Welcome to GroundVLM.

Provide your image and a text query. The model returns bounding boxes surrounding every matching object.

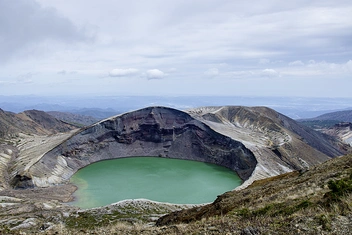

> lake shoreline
[69,157,242,209]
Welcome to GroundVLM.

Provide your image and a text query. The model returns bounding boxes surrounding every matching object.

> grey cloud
[18,72,35,79]
[0,0,90,62]
[57,70,67,75]
[1,0,352,97]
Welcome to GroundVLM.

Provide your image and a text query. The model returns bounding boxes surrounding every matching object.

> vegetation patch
[64,211,130,229]
[64,203,175,230]
[316,214,332,231]
[325,172,352,201]
[236,199,313,219]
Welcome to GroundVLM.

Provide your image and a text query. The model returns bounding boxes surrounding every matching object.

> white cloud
[146,69,166,80]
[346,60,352,71]
[306,61,344,73]
[289,60,304,66]
[261,69,279,78]
[281,60,352,77]
[109,68,139,77]
[204,68,219,77]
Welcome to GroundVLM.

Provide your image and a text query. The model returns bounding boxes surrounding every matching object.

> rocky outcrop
[25,107,257,187]
[322,122,352,147]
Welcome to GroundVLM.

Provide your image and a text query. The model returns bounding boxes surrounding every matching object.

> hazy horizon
[1,94,352,119]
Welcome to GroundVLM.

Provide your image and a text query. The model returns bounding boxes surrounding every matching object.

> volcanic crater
[13,106,257,189]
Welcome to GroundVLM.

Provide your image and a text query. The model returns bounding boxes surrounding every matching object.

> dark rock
[241,226,260,235]
[11,175,34,189]
[40,223,51,231]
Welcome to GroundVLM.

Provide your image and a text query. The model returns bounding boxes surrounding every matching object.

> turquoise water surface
[69,157,242,209]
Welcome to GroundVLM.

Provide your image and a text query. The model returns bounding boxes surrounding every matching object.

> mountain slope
[298,109,352,146]
[0,108,22,138]
[0,108,78,191]
[0,109,77,138]
[47,111,98,127]
[187,106,348,187]
[311,109,352,122]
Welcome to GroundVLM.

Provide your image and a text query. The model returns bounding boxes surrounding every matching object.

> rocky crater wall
[23,107,257,187]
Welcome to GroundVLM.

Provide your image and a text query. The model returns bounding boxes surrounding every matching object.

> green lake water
[69,157,242,209]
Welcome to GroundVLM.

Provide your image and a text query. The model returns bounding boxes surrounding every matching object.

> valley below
[0,105,351,234]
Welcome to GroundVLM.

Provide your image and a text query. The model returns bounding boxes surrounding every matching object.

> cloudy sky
[1,0,351,97]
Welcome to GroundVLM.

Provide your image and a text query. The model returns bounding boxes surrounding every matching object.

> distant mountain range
[308,110,352,122]
[2,95,352,119]
[298,109,352,128]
